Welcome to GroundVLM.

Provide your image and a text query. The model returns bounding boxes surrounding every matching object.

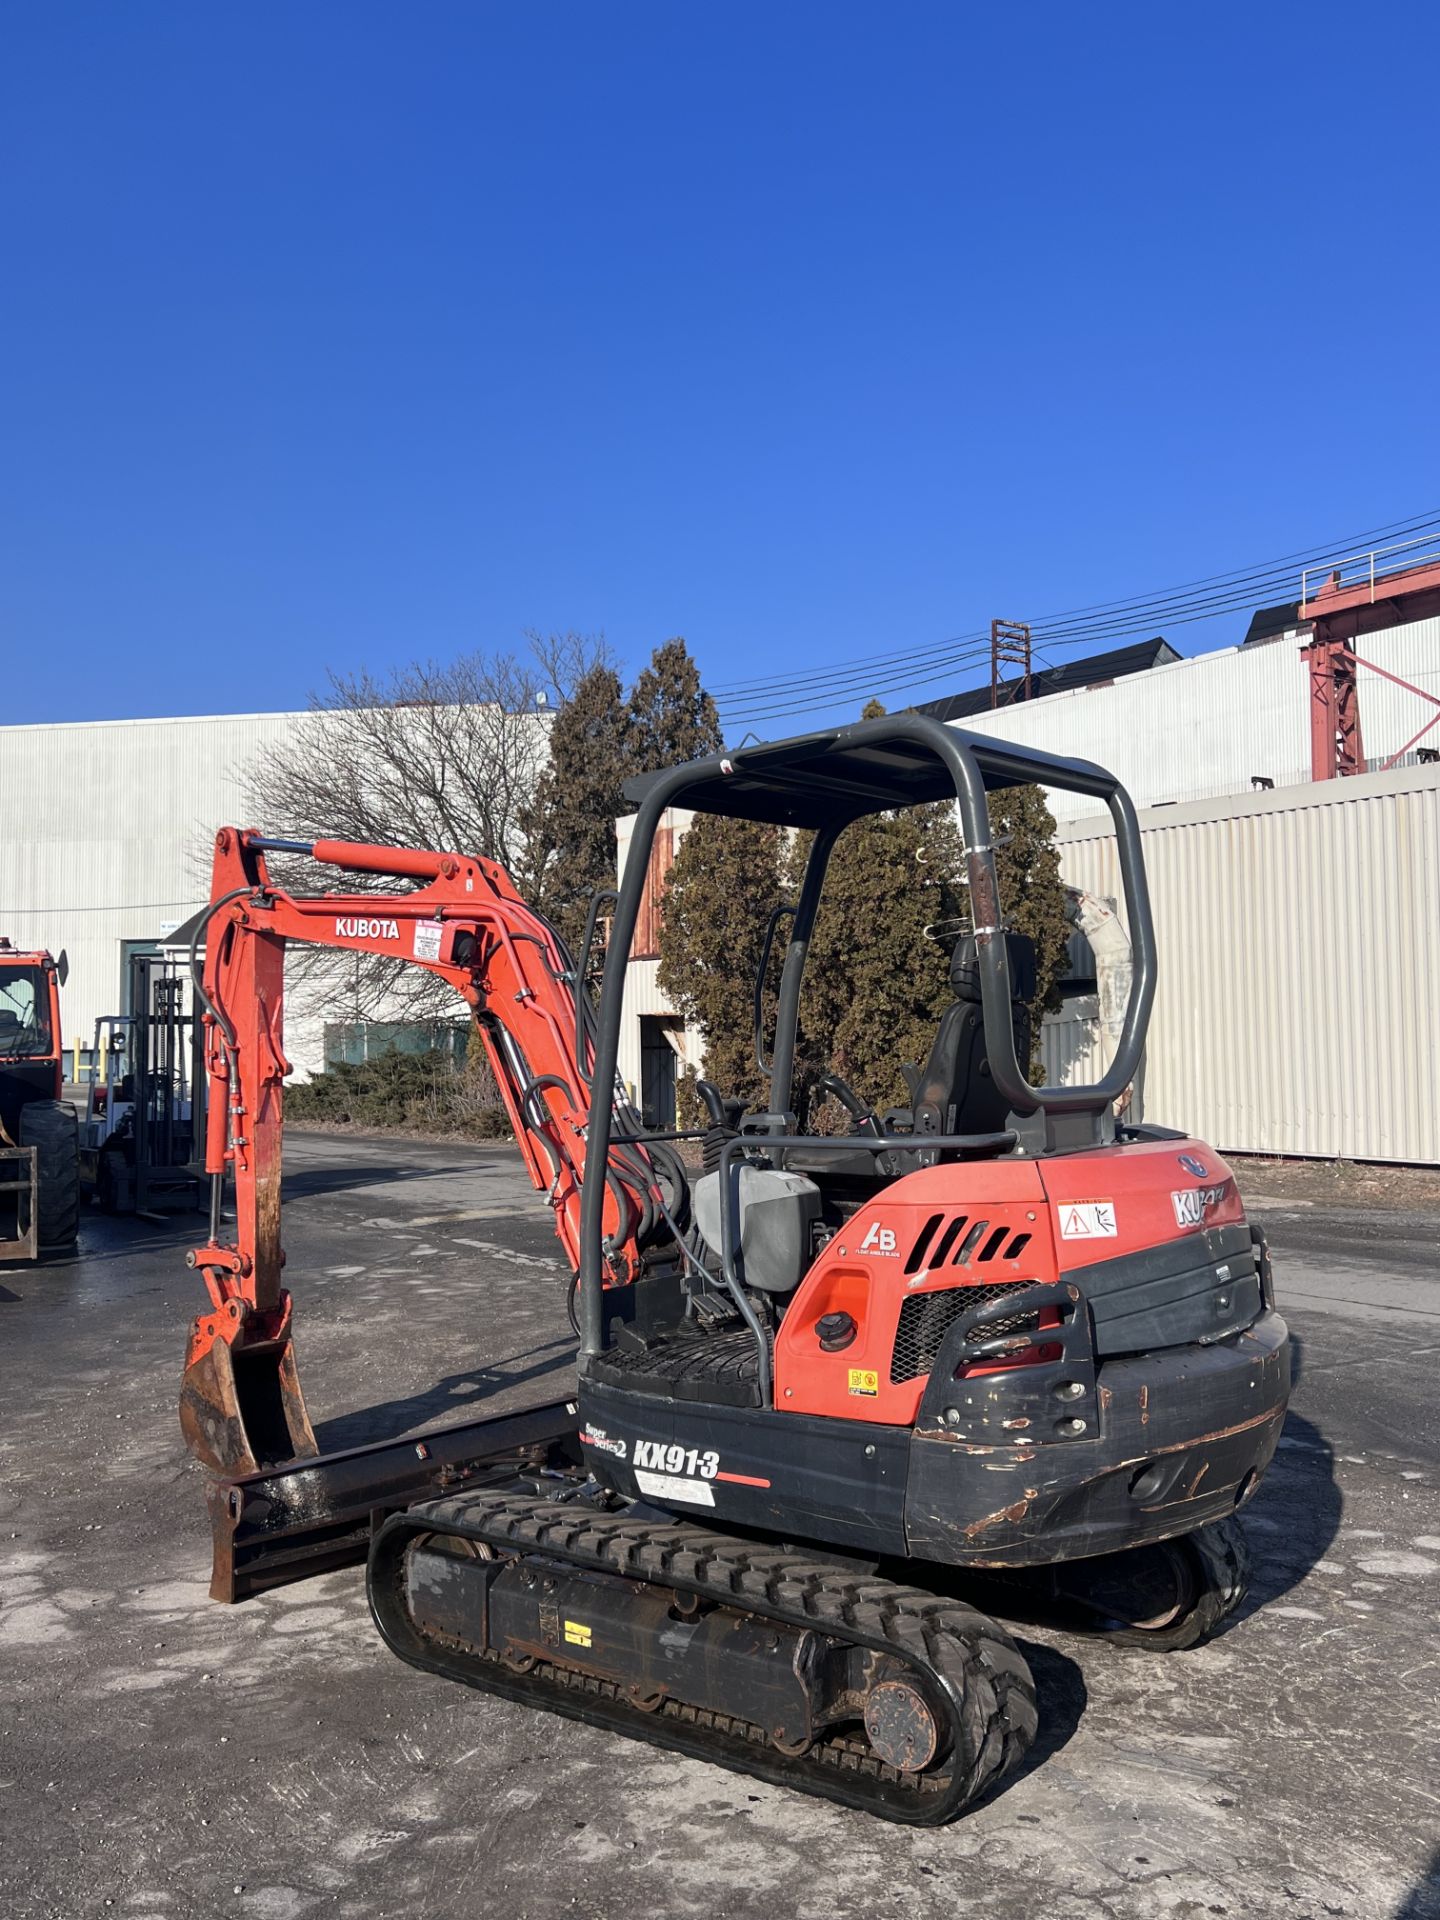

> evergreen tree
[989,783,1072,1077]
[628,637,723,771]
[519,635,726,981]
[656,812,787,1119]
[789,805,963,1118]
[518,663,634,953]
[784,700,960,1115]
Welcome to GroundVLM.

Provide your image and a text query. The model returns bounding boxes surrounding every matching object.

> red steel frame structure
[1300,552,1440,780]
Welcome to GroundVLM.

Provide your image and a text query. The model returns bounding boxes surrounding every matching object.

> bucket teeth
[180,1335,318,1477]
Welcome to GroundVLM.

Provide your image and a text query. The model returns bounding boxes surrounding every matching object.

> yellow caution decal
[563,1619,592,1648]
[847,1368,879,1396]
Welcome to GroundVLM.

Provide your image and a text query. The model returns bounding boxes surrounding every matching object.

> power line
[722,523,1440,719]
[723,642,996,727]
[712,507,1440,716]
[714,507,1440,726]
[986,504,1440,636]
[720,640,995,724]
[723,637,997,722]
[711,505,1440,698]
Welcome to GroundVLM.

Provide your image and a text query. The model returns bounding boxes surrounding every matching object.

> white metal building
[0,711,319,1074]
[1,703,556,1085]
[5,589,1435,1158]
[615,806,699,1118]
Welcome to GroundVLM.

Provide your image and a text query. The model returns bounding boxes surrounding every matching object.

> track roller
[368,1484,1037,1824]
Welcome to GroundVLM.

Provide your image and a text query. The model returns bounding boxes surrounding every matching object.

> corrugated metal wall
[1048,763,1440,1162]
[613,772,1440,1163]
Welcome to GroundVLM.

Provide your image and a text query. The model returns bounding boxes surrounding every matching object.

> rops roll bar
[578,711,1157,1363]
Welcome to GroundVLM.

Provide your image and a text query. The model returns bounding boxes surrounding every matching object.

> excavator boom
[180,827,675,1479]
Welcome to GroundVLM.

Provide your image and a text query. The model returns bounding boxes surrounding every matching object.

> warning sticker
[634,1469,716,1507]
[1058,1201,1118,1240]
[563,1619,592,1648]
[413,920,443,962]
[847,1368,879,1396]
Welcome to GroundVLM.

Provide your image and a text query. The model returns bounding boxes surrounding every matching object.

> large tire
[19,1100,80,1250]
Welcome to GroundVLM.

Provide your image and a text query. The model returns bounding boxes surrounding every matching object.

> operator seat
[909,930,1036,1138]
[782,930,1036,1189]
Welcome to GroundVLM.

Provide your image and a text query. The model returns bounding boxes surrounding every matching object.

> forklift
[81,950,206,1217]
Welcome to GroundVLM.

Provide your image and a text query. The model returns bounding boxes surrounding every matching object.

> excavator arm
[179,826,678,1478]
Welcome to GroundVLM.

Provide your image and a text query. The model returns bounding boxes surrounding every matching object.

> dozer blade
[180,1334,318,1478]
[203,1398,579,1603]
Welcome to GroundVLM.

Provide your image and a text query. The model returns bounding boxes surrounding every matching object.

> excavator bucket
[180,1334,318,1478]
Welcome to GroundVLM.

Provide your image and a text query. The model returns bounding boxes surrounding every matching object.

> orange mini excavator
[181,713,1289,1824]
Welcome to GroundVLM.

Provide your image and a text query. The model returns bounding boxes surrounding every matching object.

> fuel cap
[816,1311,857,1352]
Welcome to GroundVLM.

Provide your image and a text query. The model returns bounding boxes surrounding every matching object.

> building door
[119,939,162,1014]
[639,1015,678,1130]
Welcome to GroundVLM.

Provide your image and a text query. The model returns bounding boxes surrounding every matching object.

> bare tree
[243,632,610,1026]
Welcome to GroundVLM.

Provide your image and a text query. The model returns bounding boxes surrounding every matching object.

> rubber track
[368,1484,1038,1825]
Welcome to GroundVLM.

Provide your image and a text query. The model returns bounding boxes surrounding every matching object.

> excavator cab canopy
[577,711,1158,1359]
[622,713,1128,827]
[615,710,1154,1124]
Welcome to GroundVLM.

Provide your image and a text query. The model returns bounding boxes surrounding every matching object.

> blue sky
[4,4,1438,734]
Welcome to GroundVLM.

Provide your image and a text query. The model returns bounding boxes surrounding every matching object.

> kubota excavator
[180,712,1290,1825]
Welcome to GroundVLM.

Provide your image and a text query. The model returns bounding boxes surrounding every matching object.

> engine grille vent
[890,1282,1036,1385]
[904,1212,1033,1275]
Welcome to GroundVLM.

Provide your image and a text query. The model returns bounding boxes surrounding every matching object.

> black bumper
[904,1309,1290,1567]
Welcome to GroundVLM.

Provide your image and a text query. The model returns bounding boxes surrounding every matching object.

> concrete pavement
[1,1132,1436,1920]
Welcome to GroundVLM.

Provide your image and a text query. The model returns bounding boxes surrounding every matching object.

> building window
[323,1021,471,1067]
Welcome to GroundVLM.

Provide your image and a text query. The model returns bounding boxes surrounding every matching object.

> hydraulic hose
[187,887,254,1049]
[188,886,256,1234]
